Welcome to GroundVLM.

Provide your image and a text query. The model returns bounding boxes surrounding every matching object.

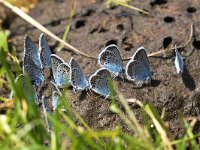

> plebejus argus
[125,47,152,85]
[174,45,184,74]
[98,44,123,77]
[89,68,111,98]
[69,58,89,92]
[39,33,52,69]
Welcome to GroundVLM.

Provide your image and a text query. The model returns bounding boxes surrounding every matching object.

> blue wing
[52,91,60,111]
[50,54,64,83]
[23,55,44,87]
[89,68,111,98]
[56,63,70,86]
[15,74,38,104]
[126,60,151,83]
[24,35,41,68]
[131,47,151,76]
[98,44,123,76]
[174,47,184,73]
[39,33,52,68]
[69,58,89,91]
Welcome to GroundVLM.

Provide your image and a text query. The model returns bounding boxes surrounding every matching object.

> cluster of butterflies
[13,33,184,111]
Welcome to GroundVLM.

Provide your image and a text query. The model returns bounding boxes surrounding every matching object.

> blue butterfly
[98,44,123,77]
[125,47,152,86]
[15,74,39,104]
[39,33,52,69]
[41,95,53,131]
[50,54,70,87]
[52,91,60,111]
[23,35,44,87]
[69,58,89,92]
[174,45,184,74]
[24,35,42,68]
[89,68,111,98]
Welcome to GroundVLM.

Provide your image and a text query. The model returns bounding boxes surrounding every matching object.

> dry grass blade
[108,0,149,15]
[0,0,97,60]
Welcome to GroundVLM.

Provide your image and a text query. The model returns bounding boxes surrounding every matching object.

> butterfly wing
[56,63,70,86]
[50,54,64,83]
[23,55,44,87]
[16,74,38,104]
[89,68,111,98]
[69,58,89,91]
[52,91,60,111]
[126,60,151,82]
[98,44,123,76]
[24,35,41,68]
[174,47,184,73]
[41,95,53,131]
[132,47,151,76]
[39,33,52,68]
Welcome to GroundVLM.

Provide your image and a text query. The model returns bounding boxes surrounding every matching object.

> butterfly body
[98,44,123,77]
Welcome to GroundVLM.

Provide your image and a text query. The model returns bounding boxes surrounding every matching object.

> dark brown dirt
[3,0,200,138]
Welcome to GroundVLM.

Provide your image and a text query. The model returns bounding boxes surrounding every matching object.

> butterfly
[125,47,152,85]
[24,35,42,68]
[23,35,44,87]
[174,45,184,74]
[39,33,52,69]
[50,82,66,112]
[98,44,123,77]
[41,95,53,131]
[50,54,70,87]
[69,58,89,91]
[52,91,60,111]
[15,74,39,104]
[89,68,111,98]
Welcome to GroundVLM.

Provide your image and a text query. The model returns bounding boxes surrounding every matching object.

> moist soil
[1,0,200,138]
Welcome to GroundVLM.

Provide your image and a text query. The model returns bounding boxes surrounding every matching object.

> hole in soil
[75,19,86,28]
[50,20,61,26]
[2,17,10,29]
[187,7,197,13]
[163,36,172,49]
[150,0,167,6]
[89,27,99,34]
[109,4,118,10]
[116,24,124,32]
[99,27,108,33]
[82,9,95,17]
[57,0,65,3]
[193,40,200,49]
[106,40,118,46]
[124,46,131,51]
[164,16,175,23]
